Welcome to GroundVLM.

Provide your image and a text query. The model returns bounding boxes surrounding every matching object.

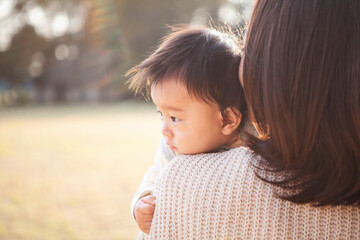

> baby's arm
[131,137,175,233]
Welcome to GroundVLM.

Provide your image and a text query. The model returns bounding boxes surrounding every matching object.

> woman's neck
[241,116,259,137]
[235,117,259,148]
[215,117,259,152]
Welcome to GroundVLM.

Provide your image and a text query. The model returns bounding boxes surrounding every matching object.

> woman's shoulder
[147,147,360,240]
[156,147,258,189]
[153,147,262,208]
[169,146,257,169]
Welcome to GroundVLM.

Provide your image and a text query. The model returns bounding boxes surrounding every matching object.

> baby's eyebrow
[162,105,184,112]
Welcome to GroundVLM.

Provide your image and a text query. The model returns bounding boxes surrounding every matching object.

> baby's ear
[221,107,242,135]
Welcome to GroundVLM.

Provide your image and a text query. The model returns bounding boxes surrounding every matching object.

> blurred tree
[115,0,221,64]
[0,0,251,105]
[0,24,48,87]
[76,0,129,101]
[11,0,81,12]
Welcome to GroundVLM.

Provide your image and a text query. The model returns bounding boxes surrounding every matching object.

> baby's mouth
[167,143,177,151]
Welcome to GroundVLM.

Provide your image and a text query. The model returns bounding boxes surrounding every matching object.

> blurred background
[0,0,253,239]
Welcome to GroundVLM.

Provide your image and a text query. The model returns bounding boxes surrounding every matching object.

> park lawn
[0,102,161,240]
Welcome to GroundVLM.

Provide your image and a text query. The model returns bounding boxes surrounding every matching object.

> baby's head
[128,26,246,155]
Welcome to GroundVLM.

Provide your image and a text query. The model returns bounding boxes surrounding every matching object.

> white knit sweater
[138,147,360,240]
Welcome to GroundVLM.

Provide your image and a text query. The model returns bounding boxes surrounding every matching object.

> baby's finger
[142,195,156,206]
[141,213,155,222]
[141,227,150,234]
[139,203,155,215]
[139,220,152,234]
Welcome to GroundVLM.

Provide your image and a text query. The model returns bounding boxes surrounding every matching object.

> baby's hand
[134,195,156,234]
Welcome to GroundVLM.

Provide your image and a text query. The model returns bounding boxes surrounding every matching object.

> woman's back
[138,0,359,238]
[139,148,360,239]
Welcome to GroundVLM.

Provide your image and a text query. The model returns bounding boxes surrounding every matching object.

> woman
[139,0,360,239]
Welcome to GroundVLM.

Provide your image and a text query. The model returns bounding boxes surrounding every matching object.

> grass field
[0,102,161,240]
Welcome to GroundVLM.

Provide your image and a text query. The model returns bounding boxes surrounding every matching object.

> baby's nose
[161,120,174,138]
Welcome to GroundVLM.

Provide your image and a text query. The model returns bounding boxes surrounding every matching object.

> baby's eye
[170,116,181,122]
[157,111,164,118]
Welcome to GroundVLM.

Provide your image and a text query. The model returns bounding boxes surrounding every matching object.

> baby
[127,26,247,234]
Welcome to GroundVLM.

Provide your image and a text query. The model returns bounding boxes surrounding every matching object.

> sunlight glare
[52,13,70,37]
[27,5,52,38]
[190,8,209,27]
[218,3,240,25]
[226,0,243,4]
[29,52,45,77]
[28,6,46,26]
[69,3,87,34]
[55,44,69,61]
[0,13,26,51]
[0,0,15,19]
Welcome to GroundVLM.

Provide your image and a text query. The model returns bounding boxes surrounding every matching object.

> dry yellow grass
[0,102,161,240]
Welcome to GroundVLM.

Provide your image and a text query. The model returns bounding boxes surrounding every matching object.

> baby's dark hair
[127,25,246,130]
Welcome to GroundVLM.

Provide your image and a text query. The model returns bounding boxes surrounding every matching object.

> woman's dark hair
[243,0,360,205]
[127,25,246,129]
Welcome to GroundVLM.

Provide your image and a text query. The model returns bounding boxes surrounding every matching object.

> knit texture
[138,147,360,240]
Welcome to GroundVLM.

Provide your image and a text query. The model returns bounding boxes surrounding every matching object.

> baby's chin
[174,150,204,156]
[174,150,188,156]
[176,146,231,156]
[174,151,183,156]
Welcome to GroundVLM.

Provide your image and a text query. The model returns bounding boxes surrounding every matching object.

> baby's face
[151,78,229,155]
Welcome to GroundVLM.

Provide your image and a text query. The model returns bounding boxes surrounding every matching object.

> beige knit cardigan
[138,147,360,240]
